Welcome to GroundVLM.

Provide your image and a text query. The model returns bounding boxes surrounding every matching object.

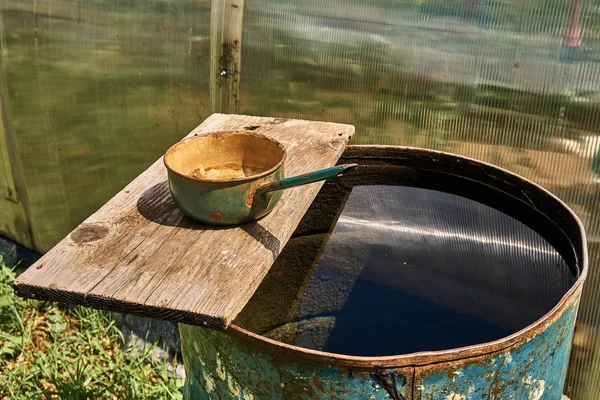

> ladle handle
[257,164,359,194]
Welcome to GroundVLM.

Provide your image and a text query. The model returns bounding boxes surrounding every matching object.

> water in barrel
[236,185,577,356]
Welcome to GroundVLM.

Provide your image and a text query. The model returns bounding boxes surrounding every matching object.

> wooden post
[0,21,34,249]
[210,0,245,114]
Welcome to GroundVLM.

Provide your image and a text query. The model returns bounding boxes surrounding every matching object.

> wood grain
[14,113,354,329]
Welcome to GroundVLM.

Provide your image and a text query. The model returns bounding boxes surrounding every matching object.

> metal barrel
[179,145,588,400]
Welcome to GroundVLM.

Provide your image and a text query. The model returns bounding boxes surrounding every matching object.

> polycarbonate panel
[240,1,600,398]
[0,0,212,251]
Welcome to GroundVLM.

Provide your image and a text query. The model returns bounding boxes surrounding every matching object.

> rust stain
[35,262,45,270]
[373,370,406,400]
[246,185,259,208]
[312,375,324,390]
[488,357,505,398]
[210,211,224,221]
[70,223,110,244]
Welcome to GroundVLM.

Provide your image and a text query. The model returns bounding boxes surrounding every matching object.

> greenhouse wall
[0,0,213,252]
[0,0,598,398]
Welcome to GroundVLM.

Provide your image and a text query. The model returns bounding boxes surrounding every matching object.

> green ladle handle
[256,163,359,194]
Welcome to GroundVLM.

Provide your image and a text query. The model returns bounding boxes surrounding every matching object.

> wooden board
[14,113,354,329]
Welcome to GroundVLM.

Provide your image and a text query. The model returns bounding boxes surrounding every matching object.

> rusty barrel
[179,145,588,399]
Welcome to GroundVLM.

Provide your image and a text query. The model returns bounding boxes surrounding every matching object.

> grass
[0,257,184,399]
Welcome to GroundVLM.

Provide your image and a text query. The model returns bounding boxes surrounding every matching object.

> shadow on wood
[136,180,280,259]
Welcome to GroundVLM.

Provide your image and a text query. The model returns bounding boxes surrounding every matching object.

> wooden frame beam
[210,0,245,113]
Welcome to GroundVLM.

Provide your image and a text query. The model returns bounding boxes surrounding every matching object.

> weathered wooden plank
[14,113,354,329]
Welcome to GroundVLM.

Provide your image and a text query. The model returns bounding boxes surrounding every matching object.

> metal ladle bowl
[163,131,357,225]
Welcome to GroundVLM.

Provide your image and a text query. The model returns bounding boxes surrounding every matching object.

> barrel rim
[229,144,588,368]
